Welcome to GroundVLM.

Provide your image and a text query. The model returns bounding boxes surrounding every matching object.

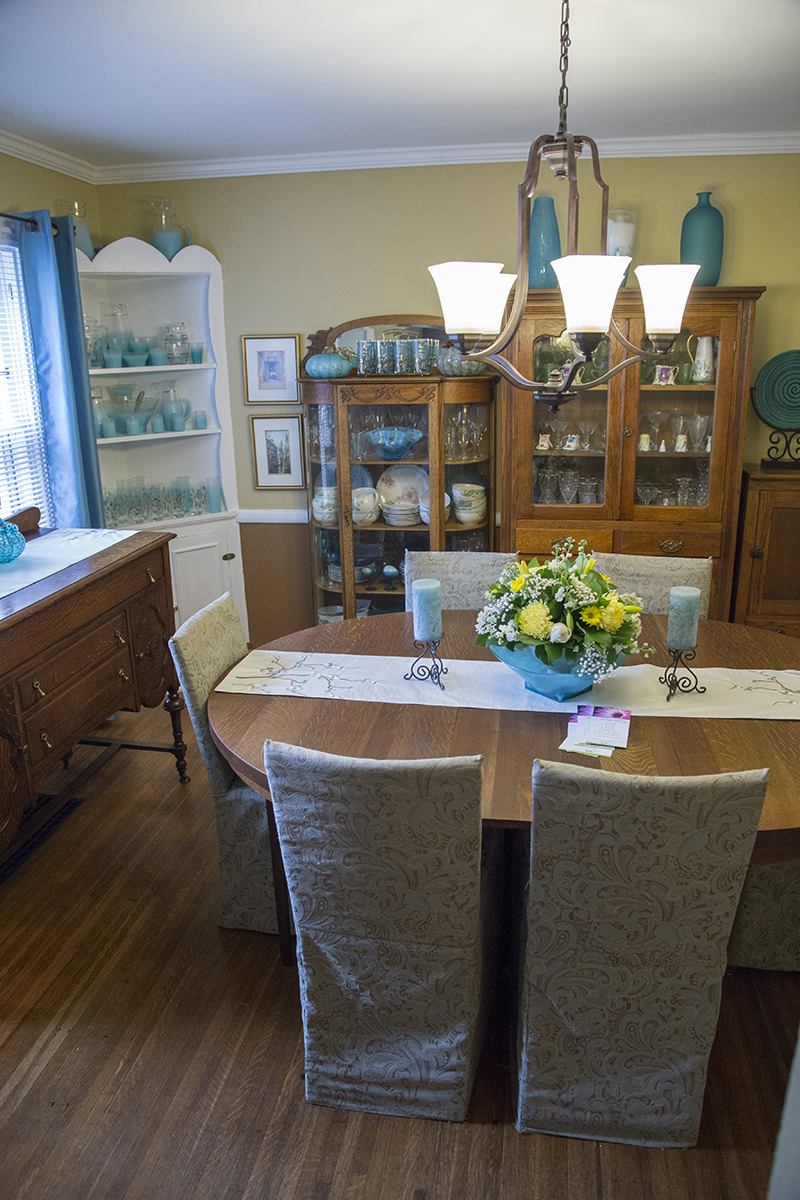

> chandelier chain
[556,0,571,136]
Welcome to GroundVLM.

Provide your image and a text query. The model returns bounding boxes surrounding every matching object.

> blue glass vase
[528,197,561,289]
[680,191,724,286]
[489,643,628,703]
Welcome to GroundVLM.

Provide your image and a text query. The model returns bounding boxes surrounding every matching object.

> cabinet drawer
[617,528,721,557]
[102,548,167,610]
[516,526,615,556]
[18,611,131,714]
[24,648,136,771]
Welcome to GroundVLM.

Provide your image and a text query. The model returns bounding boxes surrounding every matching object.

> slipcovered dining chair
[404,550,517,611]
[514,758,768,1147]
[263,739,499,1121]
[727,860,800,971]
[592,551,713,616]
[169,592,284,944]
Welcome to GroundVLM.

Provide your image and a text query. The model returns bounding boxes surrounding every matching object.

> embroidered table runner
[216,650,800,720]
[0,528,137,600]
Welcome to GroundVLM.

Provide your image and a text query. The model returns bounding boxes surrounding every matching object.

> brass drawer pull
[118,668,130,682]
[659,538,684,554]
[146,568,156,584]
[32,679,46,697]
[115,629,127,644]
[17,743,28,755]
[40,731,52,751]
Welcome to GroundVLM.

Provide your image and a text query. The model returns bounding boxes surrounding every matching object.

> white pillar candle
[667,586,701,650]
[411,578,443,642]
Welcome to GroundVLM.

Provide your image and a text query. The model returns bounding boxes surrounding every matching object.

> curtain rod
[0,211,42,233]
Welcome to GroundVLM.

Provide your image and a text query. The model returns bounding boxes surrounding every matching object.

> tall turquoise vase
[528,197,561,288]
[680,191,724,286]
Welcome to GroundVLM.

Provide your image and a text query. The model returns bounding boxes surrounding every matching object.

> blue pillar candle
[411,579,443,643]
[667,586,701,650]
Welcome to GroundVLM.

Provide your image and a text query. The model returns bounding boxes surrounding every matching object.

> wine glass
[576,420,597,450]
[687,414,710,451]
[540,470,559,504]
[647,410,670,448]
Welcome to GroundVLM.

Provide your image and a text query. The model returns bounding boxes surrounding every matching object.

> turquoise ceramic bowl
[490,643,627,702]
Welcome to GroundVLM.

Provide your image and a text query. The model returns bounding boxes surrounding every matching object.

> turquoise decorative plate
[753,350,800,430]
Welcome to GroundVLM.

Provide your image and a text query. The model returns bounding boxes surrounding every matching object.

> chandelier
[428,0,699,411]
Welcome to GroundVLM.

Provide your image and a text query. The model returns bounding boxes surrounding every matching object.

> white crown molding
[1,127,798,186]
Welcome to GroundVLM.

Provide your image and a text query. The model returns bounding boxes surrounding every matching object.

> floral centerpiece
[476,540,648,700]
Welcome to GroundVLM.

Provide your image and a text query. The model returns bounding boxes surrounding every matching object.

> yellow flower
[599,596,625,633]
[517,601,553,638]
[509,561,531,592]
[580,604,603,627]
[583,557,596,574]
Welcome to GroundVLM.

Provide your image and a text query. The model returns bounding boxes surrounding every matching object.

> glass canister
[163,323,190,364]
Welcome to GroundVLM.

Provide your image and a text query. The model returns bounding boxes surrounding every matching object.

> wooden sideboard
[0,527,186,862]
[732,466,800,636]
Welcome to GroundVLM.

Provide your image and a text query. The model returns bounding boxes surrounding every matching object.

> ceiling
[1,0,798,184]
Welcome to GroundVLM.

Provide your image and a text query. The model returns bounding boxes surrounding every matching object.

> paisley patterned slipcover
[515,758,768,1146]
[592,552,713,617]
[403,550,518,611]
[263,740,494,1120]
[170,593,280,936]
[727,859,800,971]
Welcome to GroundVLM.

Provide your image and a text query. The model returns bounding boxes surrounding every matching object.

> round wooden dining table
[208,610,800,859]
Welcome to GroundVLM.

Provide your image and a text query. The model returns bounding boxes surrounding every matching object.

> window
[0,226,54,524]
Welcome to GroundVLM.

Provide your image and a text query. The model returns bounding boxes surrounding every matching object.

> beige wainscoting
[239,516,316,647]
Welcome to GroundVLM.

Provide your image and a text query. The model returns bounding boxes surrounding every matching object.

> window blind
[0,229,54,525]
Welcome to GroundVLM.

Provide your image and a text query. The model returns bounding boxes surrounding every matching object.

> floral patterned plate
[376,464,430,507]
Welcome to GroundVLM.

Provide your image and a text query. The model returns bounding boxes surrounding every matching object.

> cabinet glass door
[444,400,493,551]
[632,326,721,516]
[531,334,611,511]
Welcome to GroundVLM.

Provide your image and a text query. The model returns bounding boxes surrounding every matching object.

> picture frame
[242,334,301,404]
[251,415,306,489]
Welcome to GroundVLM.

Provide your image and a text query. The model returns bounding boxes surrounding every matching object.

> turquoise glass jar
[680,192,724,286]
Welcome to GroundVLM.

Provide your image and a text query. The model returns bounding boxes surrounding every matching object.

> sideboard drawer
[23,648,136,771]
[516,526,616,556]
[18,611,131,714]
[617,528,721,558]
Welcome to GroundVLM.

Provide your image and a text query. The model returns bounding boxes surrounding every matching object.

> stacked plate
[327,562,378,583]
[376,464,430,528]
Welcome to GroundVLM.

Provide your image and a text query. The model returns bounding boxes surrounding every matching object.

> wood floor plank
[0,705,798,1200]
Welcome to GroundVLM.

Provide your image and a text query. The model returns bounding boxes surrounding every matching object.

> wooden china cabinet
[499,287,764,620]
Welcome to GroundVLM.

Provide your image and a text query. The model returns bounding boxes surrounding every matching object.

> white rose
[549,622,571,644]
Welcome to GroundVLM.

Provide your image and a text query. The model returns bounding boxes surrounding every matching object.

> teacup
[452,483,485,506]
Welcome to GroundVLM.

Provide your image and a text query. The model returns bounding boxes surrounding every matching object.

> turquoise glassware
[0,519,26,564]
[680,192,724,286]
[528,197,561,289]
[305,352,352,378]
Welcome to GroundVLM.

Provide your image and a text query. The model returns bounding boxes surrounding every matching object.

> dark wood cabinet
[499,287,764,620]
[732,467,800,637]
[0,529,184,859]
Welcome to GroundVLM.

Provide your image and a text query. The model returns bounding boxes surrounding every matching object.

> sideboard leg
[163,686,190,783]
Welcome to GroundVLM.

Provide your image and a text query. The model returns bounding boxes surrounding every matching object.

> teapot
[161,387,191,432]
[150,200,193,261]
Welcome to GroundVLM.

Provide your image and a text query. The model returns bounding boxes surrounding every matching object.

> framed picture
[242,334,301,404]
[251,415,306,489]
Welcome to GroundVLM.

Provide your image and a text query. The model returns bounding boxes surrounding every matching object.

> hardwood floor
[0,704,797,1200]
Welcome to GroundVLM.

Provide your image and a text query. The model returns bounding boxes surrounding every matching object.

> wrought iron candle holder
[659,648,707,702]
[404,640,448,690]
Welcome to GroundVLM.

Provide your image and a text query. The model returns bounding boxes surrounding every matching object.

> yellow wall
[3,150,800,508]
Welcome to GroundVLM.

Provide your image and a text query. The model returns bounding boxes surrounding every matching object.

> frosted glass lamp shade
[428,261,516,335]
[634,264,701,334]
[550,255,630,332]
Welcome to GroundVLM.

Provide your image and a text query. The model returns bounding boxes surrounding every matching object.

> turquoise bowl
[490,643,626,703]
[0,519,26,564]
[363,426,423,461]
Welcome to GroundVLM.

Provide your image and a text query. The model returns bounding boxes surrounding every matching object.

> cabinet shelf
[96,428,222,447]
[89,363,215,377]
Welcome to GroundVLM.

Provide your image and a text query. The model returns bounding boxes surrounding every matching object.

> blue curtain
[17,210,104,527]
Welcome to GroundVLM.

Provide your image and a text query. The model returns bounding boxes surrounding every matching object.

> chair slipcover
[591,552,713,617]
[263,739,493,1120]
[170,592,279,936]
[404,550,518,611]
[515,758,768,1147]
[727,860,800,971]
